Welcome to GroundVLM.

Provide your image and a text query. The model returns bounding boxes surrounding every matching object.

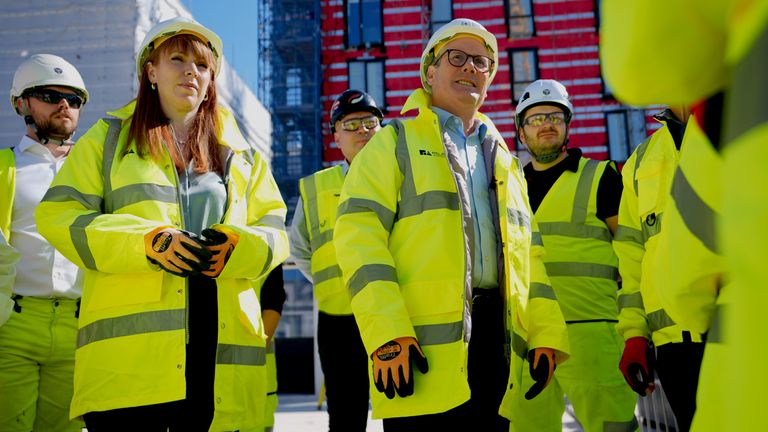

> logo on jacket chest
[418,149,445,157]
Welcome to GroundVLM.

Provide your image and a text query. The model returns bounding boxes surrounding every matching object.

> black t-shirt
[260,264,287,314]
[524,148,623,221]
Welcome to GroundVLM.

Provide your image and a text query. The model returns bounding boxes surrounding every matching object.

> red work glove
[372,337,429,399]
[525,347,556,400]
[619,336,656,396]
[200,227,240,278]
[144,227,211,277]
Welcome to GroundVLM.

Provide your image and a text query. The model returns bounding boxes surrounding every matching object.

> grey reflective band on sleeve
[511,331,528,360]
[256,214,286,231]
[414,321,463,346]
[506,207,531,231]
[529,282,557,300]
[531,231,543,246]
[309,230,333,252]
[647,308,677,332]
[348,263,398,298]
[544,262,619,280]
[42,185,103,211]
[70,212,100,270]
[101,118,122,208]
[78,309,185,348]
[671,167,718,253]
[337,197,396,232]
[312,264,342,284]
[618,292,644,311]
[217,344,267,366]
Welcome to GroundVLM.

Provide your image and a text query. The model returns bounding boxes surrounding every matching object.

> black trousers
[383,291,509,432]
[317,312,370,432]
[655,339,706,432]
[84,276,218,432]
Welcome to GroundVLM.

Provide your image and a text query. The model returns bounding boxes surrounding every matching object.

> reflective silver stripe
[257,214,286,230]
[267,340,276,353]
[531,231,543,246]
[539,222,612,242]
[641,212,663,242]
[391,119,415,199]
[102,118,121,200]
[313,264,341,284]
[506,207,531,230]
[348,264,397,298]
[302,174,324,243]
[544,262,619,280]
[309,230,334,251]
[572,159,600,224]
[632,137,652,196]
[70,212,99,270]
[671,167,717,253]
[604,417,639,432]
[708,303,723,343]
[42,185,102,211]
[414,321,463,346]
[530,282,556,300]
[106,183,176,211]
[398,190,459,219]
[618,292,644,310]
[512,331,528,360]
[77,309,185,348]
[260,230,276,275]
[337,197,395,232]
[217,344,267,366]
[614,225,643,245]
[648,309,676,332]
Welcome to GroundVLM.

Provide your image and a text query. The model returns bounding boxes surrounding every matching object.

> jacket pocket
[85,271,163,312]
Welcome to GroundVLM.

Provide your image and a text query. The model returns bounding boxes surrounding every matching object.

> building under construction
[257,0,323,217]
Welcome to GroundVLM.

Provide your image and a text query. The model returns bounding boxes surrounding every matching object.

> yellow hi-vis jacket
[298,166,351,315]
[334,89,569,419]
[535,158,620,322]
[34,102,289,431]
[613,117,703,347]
[0,149,15,241]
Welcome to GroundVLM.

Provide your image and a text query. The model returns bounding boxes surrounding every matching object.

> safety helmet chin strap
[525,125,570,164]
[20,98,74,146]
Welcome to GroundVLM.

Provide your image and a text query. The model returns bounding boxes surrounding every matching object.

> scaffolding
[256,0,323,218]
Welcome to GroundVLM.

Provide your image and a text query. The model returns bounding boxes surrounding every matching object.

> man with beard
[505,80,638,431]
[0,54,89,432]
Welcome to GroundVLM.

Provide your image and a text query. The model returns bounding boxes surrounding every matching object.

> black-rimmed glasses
[435,49,494,73]
[523,112,566,127]
[27,89,84,109]
[339,116,379,132]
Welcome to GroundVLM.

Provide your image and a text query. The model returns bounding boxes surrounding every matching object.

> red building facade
[320,0,657,165]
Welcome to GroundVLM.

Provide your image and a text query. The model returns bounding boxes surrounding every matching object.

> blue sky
[183,0,259,95]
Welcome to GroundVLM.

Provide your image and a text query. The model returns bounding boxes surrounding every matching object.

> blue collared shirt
[432,107,498,289]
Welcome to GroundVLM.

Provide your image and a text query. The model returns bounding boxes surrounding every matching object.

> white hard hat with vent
[136,17,223,79]
[10,54,88,115]
[515,79,574,129]
[420,18,499,92]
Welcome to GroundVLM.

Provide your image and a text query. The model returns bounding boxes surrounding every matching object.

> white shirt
[10,136,82,298]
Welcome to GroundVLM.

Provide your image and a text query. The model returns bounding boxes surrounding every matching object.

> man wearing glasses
[289,89,383,431]
[0,54,89,431]
[334,19,569,431]
[506,79,638,431]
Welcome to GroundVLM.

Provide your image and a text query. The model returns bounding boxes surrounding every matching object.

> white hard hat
[10,54,88,115]
[515,79,574,129]
[420,18,499,92]
[136,17,223,79]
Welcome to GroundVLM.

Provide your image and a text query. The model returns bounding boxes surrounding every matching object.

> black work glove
[525,347,556,400]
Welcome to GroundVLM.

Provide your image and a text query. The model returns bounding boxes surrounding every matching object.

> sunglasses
[435,49,494,73]
[339,116,380,132]
[27,89,84,109]
[523,112,566,127]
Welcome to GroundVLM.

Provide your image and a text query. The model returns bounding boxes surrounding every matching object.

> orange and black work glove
[619,336,656,396]
[200,227,240,278]
[525,347,556,400]
[372,337,429,399]
[144,227,212,277]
